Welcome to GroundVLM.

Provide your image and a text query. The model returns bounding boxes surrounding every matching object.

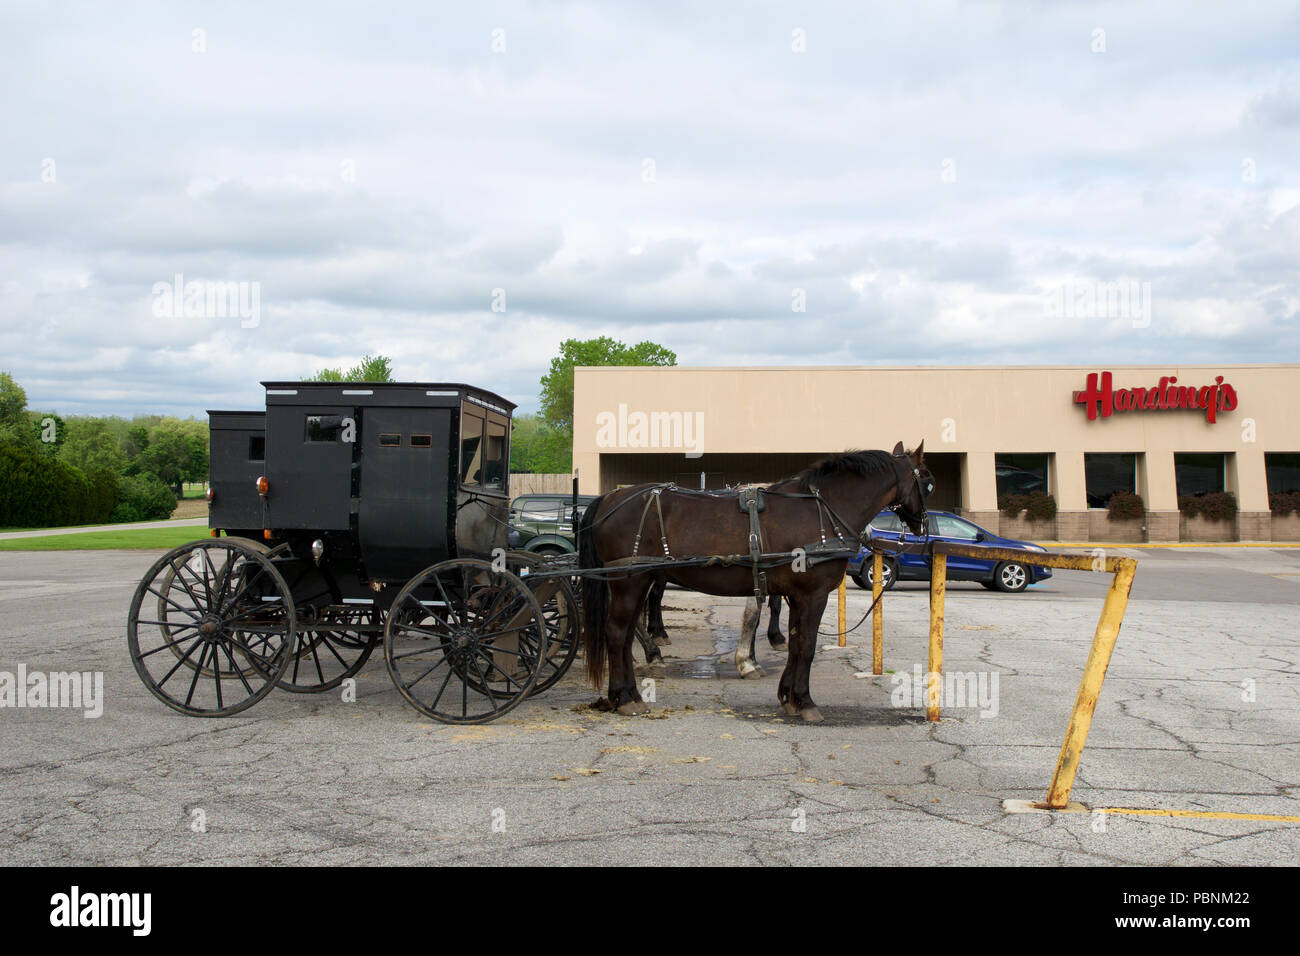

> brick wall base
[1146,511,1180,542]
[1181,514,1237,542]
[1087,511,1145,542]
[1236,511,1270,542]
[1273,513,1300,542]
[1055,511,1089,541]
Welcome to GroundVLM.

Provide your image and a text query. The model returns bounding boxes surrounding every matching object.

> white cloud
[0,1,1297,418]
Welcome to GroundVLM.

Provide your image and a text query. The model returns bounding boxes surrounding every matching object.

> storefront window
[1084,453,1137,507]
[1174,453,1225,496]
[995,453,1049,496]
[1266,453,1300,494]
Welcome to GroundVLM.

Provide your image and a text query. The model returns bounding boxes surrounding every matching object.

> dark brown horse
[580,443,930,721]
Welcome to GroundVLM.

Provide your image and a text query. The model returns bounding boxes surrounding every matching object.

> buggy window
[248,435,265,461]
[460,408,484,486]
[483,416,507,491]
[410,434,432,448]
[378,433,401,448]
[305,414,344,443]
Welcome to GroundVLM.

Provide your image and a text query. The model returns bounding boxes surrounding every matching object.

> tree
[137,418,208,498]
[509,414,571,474]
[538,338,676,432]
[59,417,127,477]
[305,354,395,383]
[0,372,39,452]
[0,372,26,429]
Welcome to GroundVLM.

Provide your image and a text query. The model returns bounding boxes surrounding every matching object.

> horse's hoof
[636,662,666,679]
[617,701,649,716]
[737,662,765,679]
[800,706,824,724]
[779,700,799,716]
[653,635,672,647]
[768,639,787,651]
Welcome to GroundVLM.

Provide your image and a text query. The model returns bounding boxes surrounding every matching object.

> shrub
[110,474,178,523]
[999,491,1056,522]
[0,442,114,526]
[1107,491,1145,522]
[1270,492,1300,517]
[998,493,1026,518]
[1179,491,1237,522]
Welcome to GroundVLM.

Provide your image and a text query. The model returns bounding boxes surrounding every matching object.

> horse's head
[890,440,933,536]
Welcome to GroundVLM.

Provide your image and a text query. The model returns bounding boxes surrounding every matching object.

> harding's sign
[1073,371,1238,423]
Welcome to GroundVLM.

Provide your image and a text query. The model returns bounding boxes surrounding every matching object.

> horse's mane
[793,449,896,492]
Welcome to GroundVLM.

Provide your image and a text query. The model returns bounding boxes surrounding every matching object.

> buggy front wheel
[384,559,546,724]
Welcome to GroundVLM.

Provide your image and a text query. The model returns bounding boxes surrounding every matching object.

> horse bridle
[889,453,933,537]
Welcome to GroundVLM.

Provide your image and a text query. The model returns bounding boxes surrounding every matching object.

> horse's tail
[578,493,608,689]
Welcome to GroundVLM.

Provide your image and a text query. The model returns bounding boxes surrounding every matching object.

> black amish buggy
[127,382,579,725]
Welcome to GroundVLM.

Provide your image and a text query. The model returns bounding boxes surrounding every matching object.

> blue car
[847,511,1052,593]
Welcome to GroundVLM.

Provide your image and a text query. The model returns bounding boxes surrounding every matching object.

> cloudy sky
[2,1,1297,419]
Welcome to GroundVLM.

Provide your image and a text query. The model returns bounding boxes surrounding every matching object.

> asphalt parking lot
[1,546,1298,865]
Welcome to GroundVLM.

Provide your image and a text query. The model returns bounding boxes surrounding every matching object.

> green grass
[0,526,209,551]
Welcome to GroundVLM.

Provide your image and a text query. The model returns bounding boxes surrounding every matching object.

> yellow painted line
[1099,807,1300,823]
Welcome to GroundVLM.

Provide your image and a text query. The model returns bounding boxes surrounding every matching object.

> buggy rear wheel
[384,559,546,724]
[128,539,296,717]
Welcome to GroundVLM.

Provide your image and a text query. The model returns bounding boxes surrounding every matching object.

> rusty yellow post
[837,574,847,646]
[927,553,946,721]
[1044,558,1137,808]
[871,551,883,674]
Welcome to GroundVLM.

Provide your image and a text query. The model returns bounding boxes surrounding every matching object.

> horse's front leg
[735,596,764,679]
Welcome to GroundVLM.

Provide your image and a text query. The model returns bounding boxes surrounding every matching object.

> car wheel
[993,561,1029,592]
[855,556,897,591]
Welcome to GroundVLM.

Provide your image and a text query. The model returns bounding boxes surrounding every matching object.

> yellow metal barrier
[865,535,1138,809]
[837,575,847,647]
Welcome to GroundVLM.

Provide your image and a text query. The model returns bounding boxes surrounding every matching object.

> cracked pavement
[1,547,1297,865]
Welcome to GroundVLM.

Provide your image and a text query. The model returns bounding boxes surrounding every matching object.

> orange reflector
[256,476,269,495]
[263,529,273,540]
[205,487,214,502]
[210,529,219,538]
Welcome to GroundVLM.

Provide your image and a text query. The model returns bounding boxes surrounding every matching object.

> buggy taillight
[256,476,269,495]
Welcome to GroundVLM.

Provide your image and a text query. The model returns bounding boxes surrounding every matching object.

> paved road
[0,547,1296,865]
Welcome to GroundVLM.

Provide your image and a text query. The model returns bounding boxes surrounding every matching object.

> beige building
[572,364,1300,542]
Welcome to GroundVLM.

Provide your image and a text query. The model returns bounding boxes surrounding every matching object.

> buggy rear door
[358,406,452,580]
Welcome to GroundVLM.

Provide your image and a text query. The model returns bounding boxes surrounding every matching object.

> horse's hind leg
[766,594,786,650]
[647,577,671,645]
[735,596,764,679]
[777,596,801,716]
[788,592,828,723]
[607,578,652,716]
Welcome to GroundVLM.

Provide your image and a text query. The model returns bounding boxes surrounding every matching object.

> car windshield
[869,512,903,533]
[513,499,567,521]
[933,515,980,540]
